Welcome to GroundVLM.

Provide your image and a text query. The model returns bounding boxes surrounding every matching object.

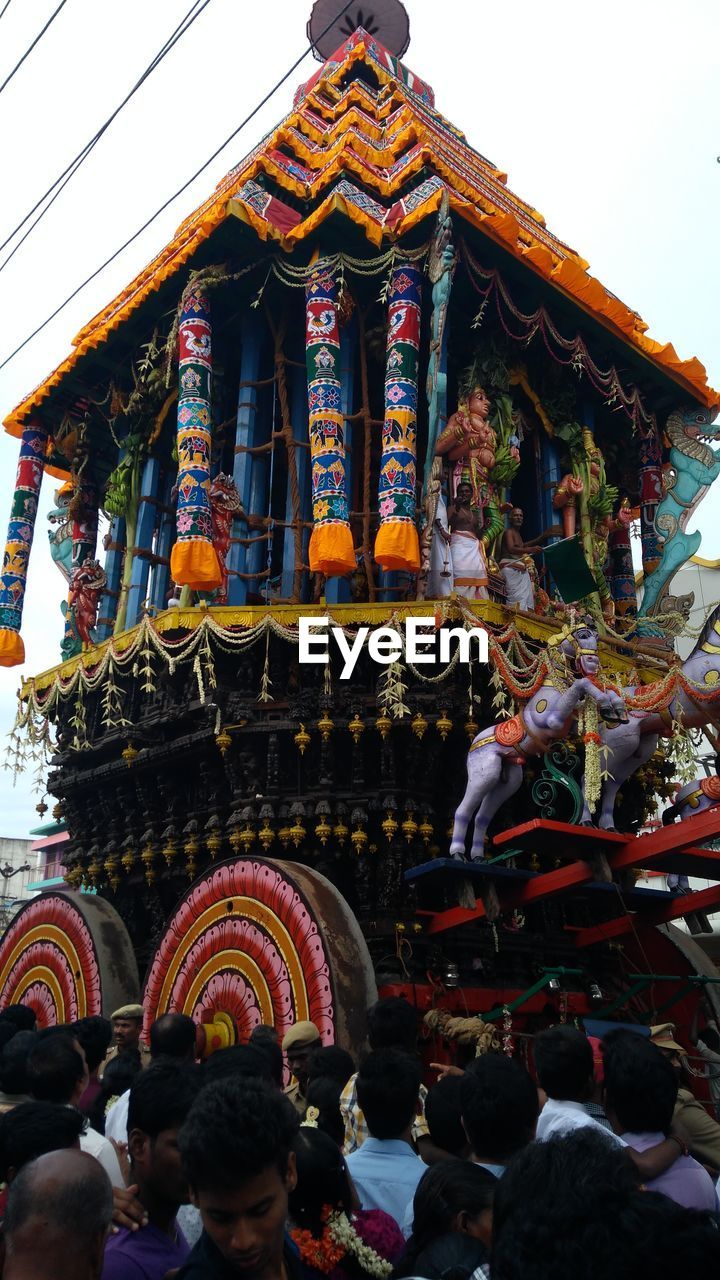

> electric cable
[0,0,356,374]
[0,0,69,98]
[0,0,213,271]
[0,0,15,25]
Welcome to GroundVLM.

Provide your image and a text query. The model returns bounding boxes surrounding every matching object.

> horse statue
[639,405,720,622]
[451,617,627,860]
[585,600,720,830]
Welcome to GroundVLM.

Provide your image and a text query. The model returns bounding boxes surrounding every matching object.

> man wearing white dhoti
[499,508,555,611]
[448,483,489,600]
[428,493,453,597]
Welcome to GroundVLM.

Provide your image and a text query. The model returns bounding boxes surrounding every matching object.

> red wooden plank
[574,881,720,949]
[424,858,595,935]
[610,808,720,871]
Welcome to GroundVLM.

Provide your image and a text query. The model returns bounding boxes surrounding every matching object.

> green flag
[543,536,598,603]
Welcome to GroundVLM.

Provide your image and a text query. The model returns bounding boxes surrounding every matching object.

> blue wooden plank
[228,317,263,605]
[404,858,533,883]
[150,470,174,612]
[126,457,160,627]
[281,365,311,600]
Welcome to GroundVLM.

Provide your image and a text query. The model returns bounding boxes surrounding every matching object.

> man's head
[0,1101,84,1183]
[0,1005,36,1033]
[425,1076,471,1158]
[179,1077,299,1277]
[462,1054,539,1163]
[491,1129,720,1280]
[648,1023,688,1083]
[26,1033,88,1107]
[149,1012,197,1062]
[281,1021,321,1094]
[510,508,524,528]
[366,996,417,1053]
[111,1003,144,1051]
[71,1017,113,1078]
[356,1049,421,1141]
[204,1044,275,1089]
[127,1061,201,1210]
[4,1149,112,1280]
[603,1034,677,1137]
[307,1045,355,1088]
[0,1030,37,1096]
[456,483,473,507]
[533,1026,594,1103]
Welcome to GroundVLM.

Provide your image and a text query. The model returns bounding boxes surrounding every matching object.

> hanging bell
[411,711,428,741]
[348,712,365,744]
[294,724,311,754]
[375,710,392,740]
[317,711,334,742]
[436,710,452,740]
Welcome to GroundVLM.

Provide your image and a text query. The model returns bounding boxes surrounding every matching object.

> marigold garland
[291,1207,393,1279]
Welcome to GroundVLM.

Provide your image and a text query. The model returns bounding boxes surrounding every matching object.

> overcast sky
[0,0,717,837]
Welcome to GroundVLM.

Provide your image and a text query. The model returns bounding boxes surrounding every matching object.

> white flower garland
[327,1210,394,1280]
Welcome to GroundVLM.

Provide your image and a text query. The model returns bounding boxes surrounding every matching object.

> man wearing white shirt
[26,1031,124,1187]
[534,1026,626,1146]
[105,1012,197,1147]
[534,1025,694,1186]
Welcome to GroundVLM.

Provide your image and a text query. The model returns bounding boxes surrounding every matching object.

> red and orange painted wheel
[143,858,377,1051]
[0,890,139,1027]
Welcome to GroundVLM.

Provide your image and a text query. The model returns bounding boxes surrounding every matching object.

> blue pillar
[150,470,175,612]
[281,366,311,600]
[326,321,356,605]
[228,316,263,606]
[96,515,125,641]
[126,456,161,627]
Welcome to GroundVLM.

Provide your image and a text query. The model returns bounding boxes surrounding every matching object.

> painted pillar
[170,286,222,591]
[305,257,355,578]
[374,262,421,574]
[609,518,637,622]
[0,419,49,667]
[63,482,100,654]
[228,315,263,606]
[150,471,175,612]
[326,319,356,604]
[281,365,311,601]
[638,426,663,576]
[126,457,161,626]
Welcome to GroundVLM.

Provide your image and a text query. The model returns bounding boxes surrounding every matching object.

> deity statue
[209,473,245,605]
[426,459,453,598]
[67,558,107,648]
[47,484,74,584]
[435,387,497,509]
[552,471,584,538]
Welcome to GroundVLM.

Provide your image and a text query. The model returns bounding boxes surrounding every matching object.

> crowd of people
[0,997,716,1277]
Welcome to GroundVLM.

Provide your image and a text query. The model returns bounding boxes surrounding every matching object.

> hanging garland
[459,239,657,435]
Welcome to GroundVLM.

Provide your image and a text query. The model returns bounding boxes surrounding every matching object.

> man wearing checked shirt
[340,997,445,1163]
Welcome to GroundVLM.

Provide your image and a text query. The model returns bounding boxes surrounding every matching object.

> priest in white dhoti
[499,508,554,611]
[448,481,489,600]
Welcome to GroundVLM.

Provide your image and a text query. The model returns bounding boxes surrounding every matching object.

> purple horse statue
[587,602,720,830]
[451,618,627,860]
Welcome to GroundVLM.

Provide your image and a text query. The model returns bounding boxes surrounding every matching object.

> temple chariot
[1,1,719,1065]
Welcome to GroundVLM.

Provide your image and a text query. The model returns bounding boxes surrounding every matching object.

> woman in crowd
[394,1159,495,1280]
[288,1127,404,1279]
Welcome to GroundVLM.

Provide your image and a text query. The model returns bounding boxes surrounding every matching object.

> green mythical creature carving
[639,405,720,624]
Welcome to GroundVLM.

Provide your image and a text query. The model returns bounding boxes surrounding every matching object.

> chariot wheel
[142,858,377,1051]
[0,890,139,1027]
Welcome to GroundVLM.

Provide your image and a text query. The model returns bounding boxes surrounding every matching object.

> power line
[0,0,356,375]
[0,0,213,271]
[0,0,69,98]
[0,0,15,25]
